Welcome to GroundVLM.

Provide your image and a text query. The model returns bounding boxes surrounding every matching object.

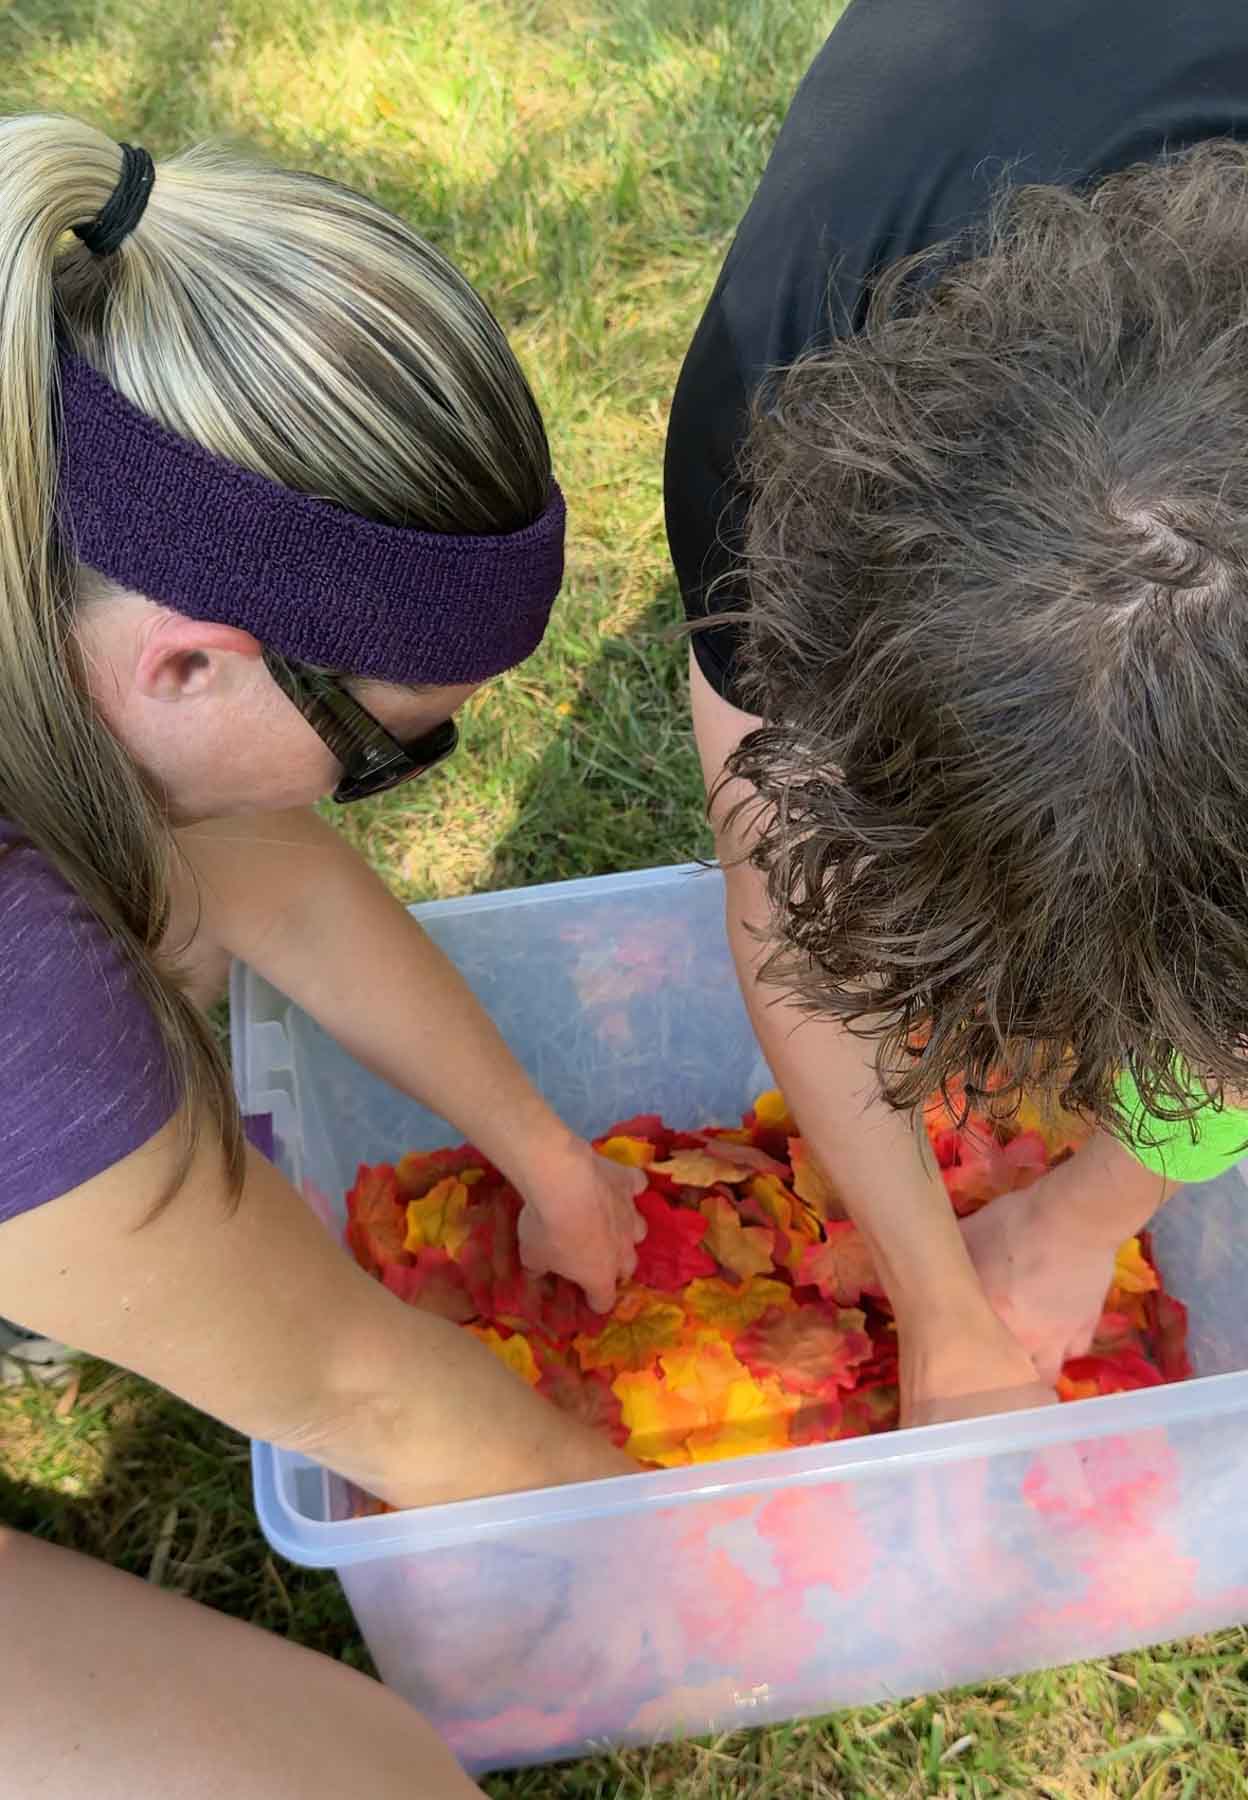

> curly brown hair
[725,140,1248,1139]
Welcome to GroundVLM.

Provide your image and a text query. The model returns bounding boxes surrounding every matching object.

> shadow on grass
[0,1362,368,1667]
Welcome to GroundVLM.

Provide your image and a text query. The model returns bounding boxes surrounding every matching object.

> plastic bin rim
[252,1365,1248,1569]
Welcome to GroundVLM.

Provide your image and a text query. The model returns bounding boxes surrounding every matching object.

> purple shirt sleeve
[0,826,179,1223]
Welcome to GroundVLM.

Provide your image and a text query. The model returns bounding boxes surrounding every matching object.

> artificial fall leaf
[396,1145,490,1200]
[699,1191,777,1282]
[1057,1348,1165,1400]
[1149,1291,1193,1383]
[797,1224,886,1306]
[660,1331,754,1416]
[735,1304,873,1398]
[597,1135,656,1169]
[684,1373,796,1463]
[682,1276,794,1335]
[744,1174,794,1235]
[693,1133,791,1179]
[404,1177,473,1259]
[573,1292,685,1373]
[631,1189,717,1290]
[612,1368,701,1466]
[345,1163,406,1275]
[537,1353,628,1447]
[839,1381,901,1437]
[752,1088,797,1133]
[458,1205,545,1329]
[787,1391,845,1446]
[650,1149,754,1187]
[787,1138,842,1221]
[604,1113,665,1143]
[1112,1236,1161,1297]
[469,1326,542,1387]
[381,1250,476,1323]
[1012,1091,1092,1159]
[1090,1310,1142,1355]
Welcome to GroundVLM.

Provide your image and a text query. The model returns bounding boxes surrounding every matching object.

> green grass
[3,0,1248,1793]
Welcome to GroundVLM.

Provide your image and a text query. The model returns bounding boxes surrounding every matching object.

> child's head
[729,142,1248,1132]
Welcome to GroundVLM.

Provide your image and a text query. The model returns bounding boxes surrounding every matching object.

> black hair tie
[72,142,155,257]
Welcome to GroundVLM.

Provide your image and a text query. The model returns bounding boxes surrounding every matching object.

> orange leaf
[683,1276,794,1334]
[736,1304,873,1397]
[597,1135,655,1168]
[651,1149,753,1186]
[700,1191,777,1281]
[573,1294,685,1373]
[797,1224,885,1306]
[659,1331,753,1414]
[404,1177,472,1259]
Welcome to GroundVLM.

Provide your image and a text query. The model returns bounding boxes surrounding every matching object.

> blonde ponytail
[0,114,552,1203]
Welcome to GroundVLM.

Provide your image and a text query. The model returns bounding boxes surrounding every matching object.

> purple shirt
[0,821,177,1223]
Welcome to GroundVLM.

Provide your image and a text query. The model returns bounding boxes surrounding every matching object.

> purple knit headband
[55,346,566,685]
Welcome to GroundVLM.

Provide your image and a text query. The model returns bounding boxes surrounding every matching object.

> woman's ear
[134,616,264,704]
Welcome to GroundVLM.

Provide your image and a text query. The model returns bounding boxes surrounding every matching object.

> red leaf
[381,1249,476,1323]
[797,1224,885,1306]
[395,1144,495,1199]
[345,1163,406,1274]
[535,1274,609,1345]
[1058,1349,1164,1400]
[602,1113,664,1143]
[736,1304,873,1397]
[786,1392,845,1445]
[537,1351,628,1448]
[839,1380,900,1436]
[631,1189,717,1291]
[1149,1291,1193,1383]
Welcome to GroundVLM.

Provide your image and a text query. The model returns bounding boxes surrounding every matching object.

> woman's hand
[514,1140,646,1314]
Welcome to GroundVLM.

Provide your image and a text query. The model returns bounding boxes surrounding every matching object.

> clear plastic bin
[231,863,1248,1775]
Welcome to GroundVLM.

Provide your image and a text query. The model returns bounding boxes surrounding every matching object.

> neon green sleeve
[1116,1064,1248,1182]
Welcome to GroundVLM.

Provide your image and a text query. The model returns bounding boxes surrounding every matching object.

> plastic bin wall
[232,864,1248,1774]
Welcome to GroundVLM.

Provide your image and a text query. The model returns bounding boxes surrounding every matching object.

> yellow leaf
[1112,1236,1160,1296]
[470,1327,541,1387]
[612,1369,699,1466]
[753,1088,796,1132]
[598,1135,655,1168]
[684,1374,796,1463]
[683,1276,794,1334]
[404,1177,471,1258]
[652,1149,752,1187]
[574,1296,685,1373]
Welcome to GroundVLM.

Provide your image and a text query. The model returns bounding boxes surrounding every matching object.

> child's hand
[515,1142,647,1314]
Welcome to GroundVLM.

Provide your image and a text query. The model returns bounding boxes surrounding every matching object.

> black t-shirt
[665,0,1248,708]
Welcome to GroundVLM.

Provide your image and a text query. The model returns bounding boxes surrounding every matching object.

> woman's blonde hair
[0,114,552,1199]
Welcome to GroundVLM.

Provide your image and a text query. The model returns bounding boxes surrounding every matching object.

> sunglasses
[262,647,459,804]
